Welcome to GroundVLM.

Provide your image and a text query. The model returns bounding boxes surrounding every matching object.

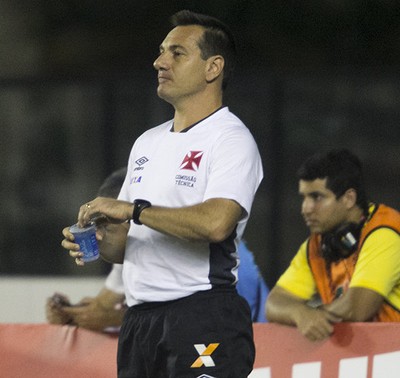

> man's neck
[347,206,366,225]
[172,92,223,132]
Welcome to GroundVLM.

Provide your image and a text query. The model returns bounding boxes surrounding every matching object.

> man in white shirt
[62,10,262,377]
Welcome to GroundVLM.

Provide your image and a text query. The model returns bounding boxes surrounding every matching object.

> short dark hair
[97,167,127,199]
[297,149,369,213]
[170,10,237,90]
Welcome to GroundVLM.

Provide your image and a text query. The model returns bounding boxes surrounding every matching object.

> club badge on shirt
[175,151,204,188]
[179,151,203,171]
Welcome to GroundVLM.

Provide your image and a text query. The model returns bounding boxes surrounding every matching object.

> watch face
[133,199,151,225]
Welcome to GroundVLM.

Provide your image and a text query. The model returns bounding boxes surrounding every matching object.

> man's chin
[309,225,323,234]
[156,89,173,103]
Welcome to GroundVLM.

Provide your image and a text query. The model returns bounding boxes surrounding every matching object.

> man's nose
[153,53,167,71]
[302,198,313,215]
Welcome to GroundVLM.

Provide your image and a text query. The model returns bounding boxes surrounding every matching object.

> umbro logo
[196,375,216,378]
[134,156,149,171]
[135,156,148,166]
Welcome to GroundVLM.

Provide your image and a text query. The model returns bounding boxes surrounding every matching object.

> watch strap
[132,199,152,225]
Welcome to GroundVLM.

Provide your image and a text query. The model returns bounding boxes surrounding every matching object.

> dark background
[1,0,399,288]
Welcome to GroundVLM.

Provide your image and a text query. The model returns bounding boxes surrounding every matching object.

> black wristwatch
[132,199,152,225]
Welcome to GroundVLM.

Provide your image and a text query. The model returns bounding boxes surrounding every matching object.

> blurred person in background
[47,239,268,331]
[266,149,400,342]
[46,168,127,332]
[237,241,269,323]
[61,10,263,377]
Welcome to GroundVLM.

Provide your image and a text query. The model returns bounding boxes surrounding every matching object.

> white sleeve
[118,147,135,202]
[203,128,263,216]
[104,264,125,294]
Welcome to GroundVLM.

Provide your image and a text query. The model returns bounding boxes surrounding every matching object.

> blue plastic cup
[69,223,99,262]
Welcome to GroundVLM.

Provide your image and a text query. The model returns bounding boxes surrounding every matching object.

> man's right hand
[294,307,341,341]
[61,226,85,266]
[61,225,107,265]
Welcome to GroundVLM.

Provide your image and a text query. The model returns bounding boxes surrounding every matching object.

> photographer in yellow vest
[266,148,400,341]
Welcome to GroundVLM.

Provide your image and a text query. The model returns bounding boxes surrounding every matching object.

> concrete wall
[0,276,105,323]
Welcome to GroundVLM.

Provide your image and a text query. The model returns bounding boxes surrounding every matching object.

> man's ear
[343,188,357,209]
[205,55,224,83]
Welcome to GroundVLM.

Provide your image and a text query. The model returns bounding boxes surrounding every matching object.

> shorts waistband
[129,286,236,312]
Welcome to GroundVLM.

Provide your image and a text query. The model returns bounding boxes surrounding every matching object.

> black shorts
[117,287,255,378]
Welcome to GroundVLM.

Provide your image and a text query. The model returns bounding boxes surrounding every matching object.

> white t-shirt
[118,107,263,306]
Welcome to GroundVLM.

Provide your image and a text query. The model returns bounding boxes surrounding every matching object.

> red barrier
[253,323,400,378]
[1,323,400,377]
[0,324,118,378]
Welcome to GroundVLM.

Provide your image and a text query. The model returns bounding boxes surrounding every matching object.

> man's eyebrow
[159,44,188,52]
[299,190,322,197]
[309,191,323,197]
